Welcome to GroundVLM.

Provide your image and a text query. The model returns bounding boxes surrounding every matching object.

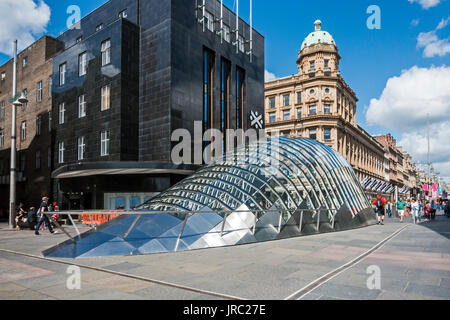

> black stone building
[51,0,265,210]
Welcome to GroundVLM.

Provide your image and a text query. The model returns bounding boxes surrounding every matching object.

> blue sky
[0,0,449,179]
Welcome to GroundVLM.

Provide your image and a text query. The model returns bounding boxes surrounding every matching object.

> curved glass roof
[139,137,371,218]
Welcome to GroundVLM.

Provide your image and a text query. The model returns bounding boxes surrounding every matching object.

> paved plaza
[0,213,449,300]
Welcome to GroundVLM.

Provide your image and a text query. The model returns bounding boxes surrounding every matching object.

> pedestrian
[411,198,420,224]
[396,197,407,223]
[387,201,392,218]
[372,194,387,225]
[35,197,55,235]
[430,200,436,220]
[424,201,431,221]
[15,203,27,229]
[27,207,38,230]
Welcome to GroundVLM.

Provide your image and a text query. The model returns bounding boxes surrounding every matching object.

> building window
[309,89,315,95]
[220,58,231,146]
[101,130,110,156]
[59,63,66,86]
[236,66,245,129]
[283,110,290,121]
[101,85,110,111]
[297,108,302,119]
[35,151,41,170]
[324,59,329,69]
[203,48,215,135]
[58,142,65,164]
[96,24,103,32]
[324,128,331,140]
[238,35,245,53]
[78,136,86,161]
[297,92,302,104]
[1,72,5,81]
[0,101,4,120]
[101,39,111,66]
[310,61,315,70]
[21,121,26,141]
[37,81,43,102]
[205,11,214,32]
[48,111,52,132]
[269,112,276,123]
[59,103,65,124]
[23,57,28,67]
[79,94,87,118]
[309,128,317,140]
[0,129,4,147]
[78,52,87,76]
[325,88,330,94]
[324,104,331,114]
[21,89,27,110]
[283,94,290,107]
[48,146,51,168]
[36,116,41,136]
[269,97,275,109]
[309,105,317,115]
[119,9,127,18]
[76,36,83,43]
[223,24,231,42]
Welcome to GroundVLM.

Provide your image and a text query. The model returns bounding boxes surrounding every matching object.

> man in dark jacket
[35,197,55,235]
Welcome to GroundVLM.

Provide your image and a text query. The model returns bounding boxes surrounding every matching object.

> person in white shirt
[411,198,420,224]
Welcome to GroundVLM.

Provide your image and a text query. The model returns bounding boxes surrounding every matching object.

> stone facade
[0,36,64,217]
[264,21,385,182]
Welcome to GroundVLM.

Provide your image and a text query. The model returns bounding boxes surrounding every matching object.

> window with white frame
[324,104,331,114]
[283,110,290,121]
[238,34,245,52]
[78,52,87,76]
[78,94,86,118]
[283,94,290,107]
[35,150,41,169]
[204,11,214,32]
[58,142,65,163]
[78,136,86,161]
[37,81,43,102]
[0,101,4,120]
[59,63,66,86]
[269,112,276,123]
[101,39,111,66]
[223,24,231,42]
[1,72,5,81]
[309,105,317,115]
[269,97,275,109]
[21,121,26,141]
[101,130,110,156]
[101,85,110,111]
[59,103,65,124]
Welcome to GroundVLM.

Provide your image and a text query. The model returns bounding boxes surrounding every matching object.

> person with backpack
[372,195,387,225]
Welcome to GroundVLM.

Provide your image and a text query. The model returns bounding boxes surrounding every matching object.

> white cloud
[367,65,450,182]
[417,17,450,58]
[366,65,450,131]
[0,0,50,55]
[399,122,450,181]
[408,0,442,9]
[411,19,420,27]
[265,70,277,82]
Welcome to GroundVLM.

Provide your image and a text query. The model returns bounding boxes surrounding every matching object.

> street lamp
[8,90,28,228]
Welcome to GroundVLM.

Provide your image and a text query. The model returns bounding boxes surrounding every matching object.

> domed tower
[297,20,341,78]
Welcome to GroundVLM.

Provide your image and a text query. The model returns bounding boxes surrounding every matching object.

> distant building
[264,20,385,183]
[0,36,64,217]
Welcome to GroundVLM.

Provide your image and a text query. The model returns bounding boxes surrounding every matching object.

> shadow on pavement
[416,213,450,240]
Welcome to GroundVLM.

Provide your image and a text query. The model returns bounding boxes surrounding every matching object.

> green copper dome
[301,20,336,50]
